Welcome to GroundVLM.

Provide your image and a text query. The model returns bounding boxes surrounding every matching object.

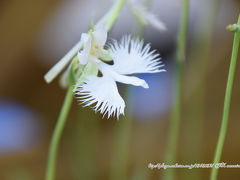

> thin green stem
[110,117,132,180]
[45,0,127,179]
[72,109,100,180]
[106,0,127,30]
[210,15,240,180]
[45,86,74,180]
[110,87,133,180]
[163,0,189,179]
[133,0,151,38]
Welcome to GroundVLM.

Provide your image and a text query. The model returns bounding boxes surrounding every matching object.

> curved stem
[163,0,189,179]
[45,1,127,179]
[110,113,132,180]
[105,0,127,30]
[45,86,74,180]
[210,15,240,180]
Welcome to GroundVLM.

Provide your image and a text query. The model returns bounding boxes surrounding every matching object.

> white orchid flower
[128,0,167,31]
[44,26,165,119]
[75,35,165,119]
[44,27,109,84]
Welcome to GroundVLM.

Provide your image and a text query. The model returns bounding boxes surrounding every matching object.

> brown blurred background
[0,0,240,179]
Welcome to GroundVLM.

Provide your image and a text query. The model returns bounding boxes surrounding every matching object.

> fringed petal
[75,74,125,119]
[107,36,166,75]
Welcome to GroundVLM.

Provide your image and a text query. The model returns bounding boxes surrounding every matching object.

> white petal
[95,13,109,31]
[59,69,68,88]
[129,1,166,31]
[75,74,125,119]
[144,12,167,31]
[80,33,91,43]
[77,33,91,65]
[114,74,149,88]
[99,62,149,89]
[44,39,84,83]
[92,27,108,48]
[107,36,165,75]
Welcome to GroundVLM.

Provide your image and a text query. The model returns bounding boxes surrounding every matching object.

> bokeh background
[0,0,240,179]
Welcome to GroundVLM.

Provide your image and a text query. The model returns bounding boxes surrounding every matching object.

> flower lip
[75,36,165,118]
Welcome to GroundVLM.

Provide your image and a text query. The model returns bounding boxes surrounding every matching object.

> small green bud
[226,24,240,32]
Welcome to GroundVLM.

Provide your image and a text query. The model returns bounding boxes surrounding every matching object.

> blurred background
[0,0,240,179]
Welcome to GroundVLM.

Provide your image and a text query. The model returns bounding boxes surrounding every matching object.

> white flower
[128,0,167,31]
[44,27,109,84]
[75,36,165,119]
[44,27,165,119]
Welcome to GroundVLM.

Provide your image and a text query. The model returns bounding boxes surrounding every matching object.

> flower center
[90,45,101,56]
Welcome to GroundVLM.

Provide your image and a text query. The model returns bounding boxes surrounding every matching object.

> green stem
[45,1,127,179]
[133,0,151,38]
[210,15,240,180]
[106,0,127,30]
[163,0,189,179]
[45,86,74,180]
[72,109,100,180]
[110,88,133,180]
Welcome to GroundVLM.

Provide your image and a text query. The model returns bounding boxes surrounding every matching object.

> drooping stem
[105,0,127,30]
[163,0,189,179]
[210,15,240,180]
[45,86,74,180]
[72,109,100,180]
[110,113,133,180]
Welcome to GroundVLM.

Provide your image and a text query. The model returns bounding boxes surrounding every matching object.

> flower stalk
[45,0,127,179]
[163,0,189,179]
[45,85,74,180]
[105,0,127,30]
[210,15,240,180]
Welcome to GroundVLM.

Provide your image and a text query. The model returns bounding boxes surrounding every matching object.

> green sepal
[67,63,76,86]
[67,56,85,86]
[99,49,112,62]
[73,60,98,91]
[227,24,240,32]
